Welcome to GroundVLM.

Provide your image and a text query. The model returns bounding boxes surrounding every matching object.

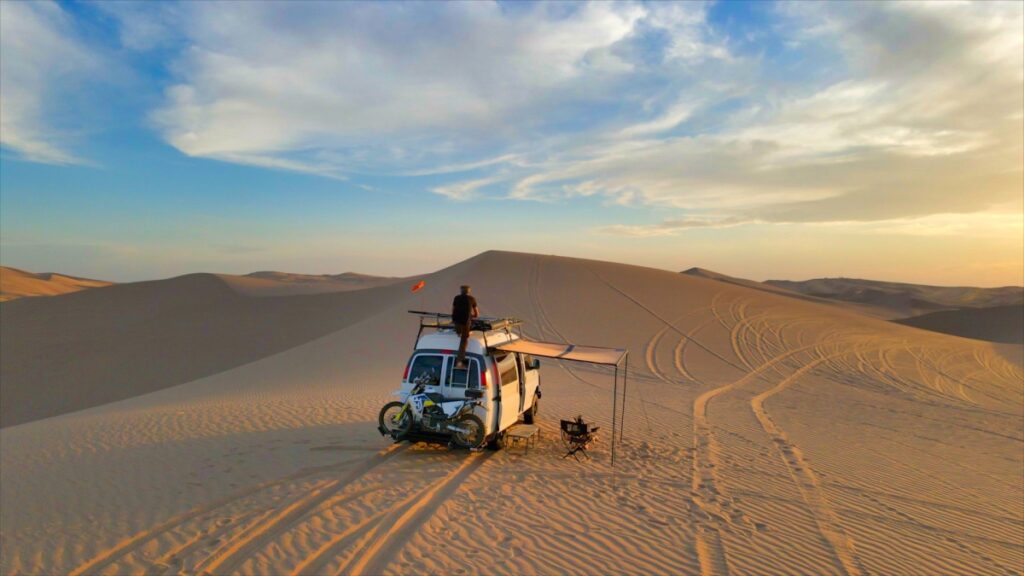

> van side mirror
[530,358,540,370]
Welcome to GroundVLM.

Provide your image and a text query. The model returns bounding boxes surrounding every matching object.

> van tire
[487,431,506,451]
[523,396,538,424]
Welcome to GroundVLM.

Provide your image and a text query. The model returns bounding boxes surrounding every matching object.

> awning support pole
[612,363,618,467]
[620,353,628,446]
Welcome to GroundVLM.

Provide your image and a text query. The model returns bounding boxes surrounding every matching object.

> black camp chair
[560,417,599,461]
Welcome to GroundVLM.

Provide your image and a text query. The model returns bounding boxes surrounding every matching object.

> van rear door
[495,353,520,432]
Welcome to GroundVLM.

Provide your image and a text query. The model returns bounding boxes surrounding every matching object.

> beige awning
[492,339,627,366]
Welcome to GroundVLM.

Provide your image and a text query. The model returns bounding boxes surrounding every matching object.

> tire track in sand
[334,451,494,576]
[151,509,263,575]
[690,338,841,576]
[193,444,409,575]
[585,269,751,576]
[646,306,711,387]
[68,443,408,576]
[528,256,602,391]
[673,314,716,384]
[750,346,866,576]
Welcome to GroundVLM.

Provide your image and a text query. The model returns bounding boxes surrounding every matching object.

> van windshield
[408,354,443,385]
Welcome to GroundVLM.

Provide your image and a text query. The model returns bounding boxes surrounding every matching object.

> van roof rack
[408,310,524,349]
[408,310,523,331]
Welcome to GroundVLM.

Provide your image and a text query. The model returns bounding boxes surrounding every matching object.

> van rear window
[446,358,480,389]
[408,354,443,385]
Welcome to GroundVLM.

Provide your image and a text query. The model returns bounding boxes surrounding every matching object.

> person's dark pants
[455,322,471,366]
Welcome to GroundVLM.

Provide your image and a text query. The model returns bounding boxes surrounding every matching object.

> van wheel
[523,396,538,424]
[487,431,506,451]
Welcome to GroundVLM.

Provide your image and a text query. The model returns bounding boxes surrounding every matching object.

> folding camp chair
[560,417,599,461]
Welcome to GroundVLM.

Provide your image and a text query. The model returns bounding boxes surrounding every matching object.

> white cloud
[153,2,655,175]
[518,1,1023,223]
[0,1,102,164]
[431,176,503,201]
[645,2,730,62]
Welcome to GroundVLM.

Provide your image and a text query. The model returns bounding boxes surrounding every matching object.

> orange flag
[411,280,425,293]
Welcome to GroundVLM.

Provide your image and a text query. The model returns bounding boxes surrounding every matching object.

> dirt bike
[377,371,486,449]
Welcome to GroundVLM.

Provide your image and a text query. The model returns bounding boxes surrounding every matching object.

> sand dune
[896,304,1024,344]
[687,267,1024,343]
[681,267,887,318]
[0,266,113,302]
[221,271,404,297]
[1,251,1021,575]
[765,276,1024,319]
[0,273,413,427]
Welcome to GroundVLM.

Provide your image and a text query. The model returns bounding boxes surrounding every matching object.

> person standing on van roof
[452,285,479,368]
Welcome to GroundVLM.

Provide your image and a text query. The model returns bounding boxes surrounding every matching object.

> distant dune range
[0,266,401,302]
[1,251,1021,575]
[684,267,1024,343]
[765,277,1024,318]
[0,266,113,302]
[226,271,404,296]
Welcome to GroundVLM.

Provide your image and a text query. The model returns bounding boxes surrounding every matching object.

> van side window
[408,354,443,385]
[446,358,480,389]
[497,353,518,386]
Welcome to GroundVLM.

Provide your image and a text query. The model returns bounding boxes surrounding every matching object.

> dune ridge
[895,304,1024,344]
[0,265,113,302]
[224,271,404,296]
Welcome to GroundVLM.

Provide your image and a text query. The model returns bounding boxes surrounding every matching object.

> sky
[1,1,1021,286]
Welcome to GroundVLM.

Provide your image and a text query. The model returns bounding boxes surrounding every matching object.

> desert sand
[0,266,113,302]
[1,251,1021,575]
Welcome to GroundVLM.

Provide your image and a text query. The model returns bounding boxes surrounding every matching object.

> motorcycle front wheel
[379,401,412,438]
[450,414,485,449]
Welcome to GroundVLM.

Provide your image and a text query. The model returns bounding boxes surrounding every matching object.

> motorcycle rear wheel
[379,401,412,438]
[451,414,485,449]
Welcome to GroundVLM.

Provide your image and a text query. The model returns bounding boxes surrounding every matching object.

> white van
[378,314,541,449]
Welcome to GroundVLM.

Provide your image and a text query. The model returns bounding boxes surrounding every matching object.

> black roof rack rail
[408,310,524,350]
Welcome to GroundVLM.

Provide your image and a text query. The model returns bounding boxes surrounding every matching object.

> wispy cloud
[431,176,503,201]
[809,211,1024,238]
[598,216,754,237]
[0,1,103,164]
[91,1,182,51]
